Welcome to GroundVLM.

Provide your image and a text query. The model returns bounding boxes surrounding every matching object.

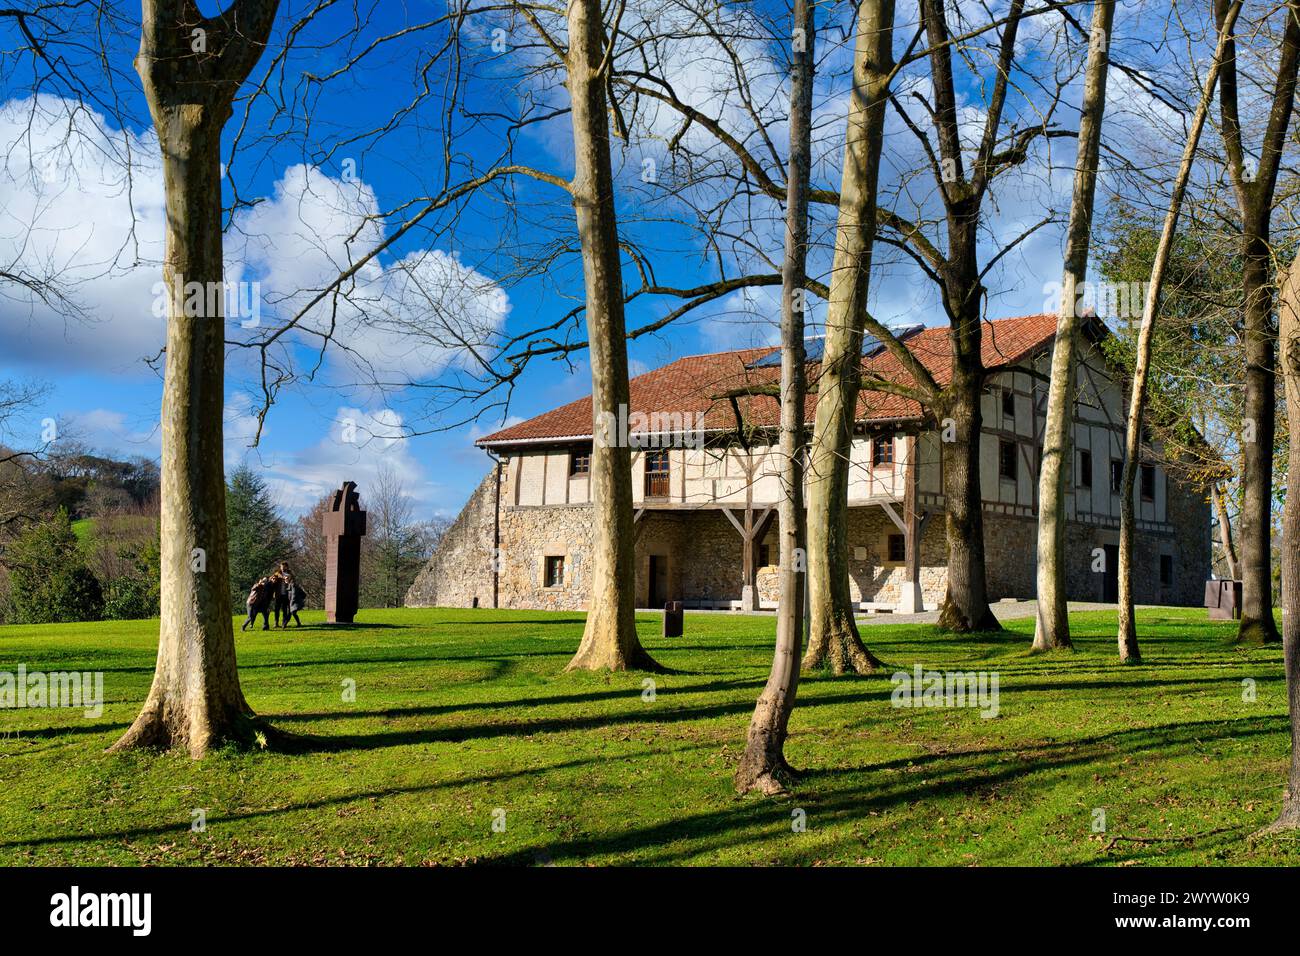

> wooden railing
[644,471,670,499]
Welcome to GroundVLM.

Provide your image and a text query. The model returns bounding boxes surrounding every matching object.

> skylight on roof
[746,324,925,368]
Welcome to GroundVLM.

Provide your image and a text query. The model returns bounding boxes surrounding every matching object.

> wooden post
[900,434,925,613]
[724,505,775,611]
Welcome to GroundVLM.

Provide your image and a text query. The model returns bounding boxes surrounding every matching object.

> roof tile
[479,313,1058,446]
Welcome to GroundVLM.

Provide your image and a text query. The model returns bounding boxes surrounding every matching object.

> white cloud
[0,97,510,385]
[230,405,437,516]
[65,407,160,454]
[0,96,167,370]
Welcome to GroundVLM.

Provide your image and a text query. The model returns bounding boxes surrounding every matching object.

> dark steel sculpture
[324,480,366,623]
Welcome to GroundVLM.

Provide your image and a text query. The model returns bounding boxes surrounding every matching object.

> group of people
[242,562,308,631]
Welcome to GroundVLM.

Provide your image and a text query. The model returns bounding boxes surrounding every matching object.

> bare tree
[1270,245,1300,831]
[1116,1,1242,663]
[1032,0,1115,653]
[363,464,427,609]
[801,0,894,672]
[554,0,661,671]
[111,0,280,757]
[1214,0,1300,646]
[602,2,1083,637]
[735,0,817,796]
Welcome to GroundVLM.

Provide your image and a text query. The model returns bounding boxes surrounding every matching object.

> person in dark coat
[242,577,275,631]
[280,577,307,628]
[273,562,306,627]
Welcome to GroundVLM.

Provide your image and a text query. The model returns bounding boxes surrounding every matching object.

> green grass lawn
[0,606,1296,866]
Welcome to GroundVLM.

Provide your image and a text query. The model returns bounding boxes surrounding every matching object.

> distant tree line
[0,440,445,623]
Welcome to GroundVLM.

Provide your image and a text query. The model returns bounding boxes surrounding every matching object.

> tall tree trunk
[111,0,279,757]
[802,0,892,674]
[735,0,815,795]
[1235,227,1282,645]
[1213,481,1241,579]
[1216,0,1300,646]
[1267,254,1300,831]
[922,0,1024,635]
[1032,0,1115,653]
[563,0,660,672]
[1117,2,1240,663]
[935,356,1001,632]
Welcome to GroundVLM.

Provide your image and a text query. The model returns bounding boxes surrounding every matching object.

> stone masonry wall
[982,472,1210,606]
[496,504,595,611]
[405,469,498,608]
[411,468,1210,611]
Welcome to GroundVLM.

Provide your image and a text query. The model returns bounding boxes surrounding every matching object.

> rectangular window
[1001,388,1015,420]
[644,449,670,498]
[569,446,592,477]
[872,433,896,468]
[999,439,1018,481]
[1141,464,1156,501]
[887,534,906,563]
[1160,554,1173,587]
[544,555,565,588]
[1110,458,1124,493]
[1078,450,1092,489]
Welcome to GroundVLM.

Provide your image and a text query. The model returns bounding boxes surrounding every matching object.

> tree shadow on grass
[0,745,710,852]
[260,669,1283,755]
[486,714,1283,866]
[267,676,767,725]
[462,618,589,626]
[237,649,574,671]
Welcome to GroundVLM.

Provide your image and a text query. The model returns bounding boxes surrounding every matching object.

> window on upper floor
[999,439,1018,481]
[644,448,670,498]
[1110,458,1124,493]
[1078,450,1092,488]
[1001,388,1016,420]
[569,445,592,477]
[1141,464,1156,501]
[872,433,896,468]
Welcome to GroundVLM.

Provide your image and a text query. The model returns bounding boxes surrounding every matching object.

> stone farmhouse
[406,313,1210,613]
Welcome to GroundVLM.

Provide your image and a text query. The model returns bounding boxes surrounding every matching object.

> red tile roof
[478,313,1060,447]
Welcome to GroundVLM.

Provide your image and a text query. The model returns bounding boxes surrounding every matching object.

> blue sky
[0,0,1207,520]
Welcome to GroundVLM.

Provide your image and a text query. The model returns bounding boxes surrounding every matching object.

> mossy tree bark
[1214,0,1300,646]
[920,0,1026,635]
[111,0,279,757]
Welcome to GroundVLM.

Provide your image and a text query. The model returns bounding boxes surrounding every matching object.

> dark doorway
[1102,544,1119,602]
[648,554,669,607]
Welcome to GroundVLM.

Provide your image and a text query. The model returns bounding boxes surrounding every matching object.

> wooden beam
[880,500,907,533]
[721,507,747,538]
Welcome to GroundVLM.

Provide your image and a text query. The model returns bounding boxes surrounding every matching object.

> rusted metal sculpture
[323,480,366,623]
